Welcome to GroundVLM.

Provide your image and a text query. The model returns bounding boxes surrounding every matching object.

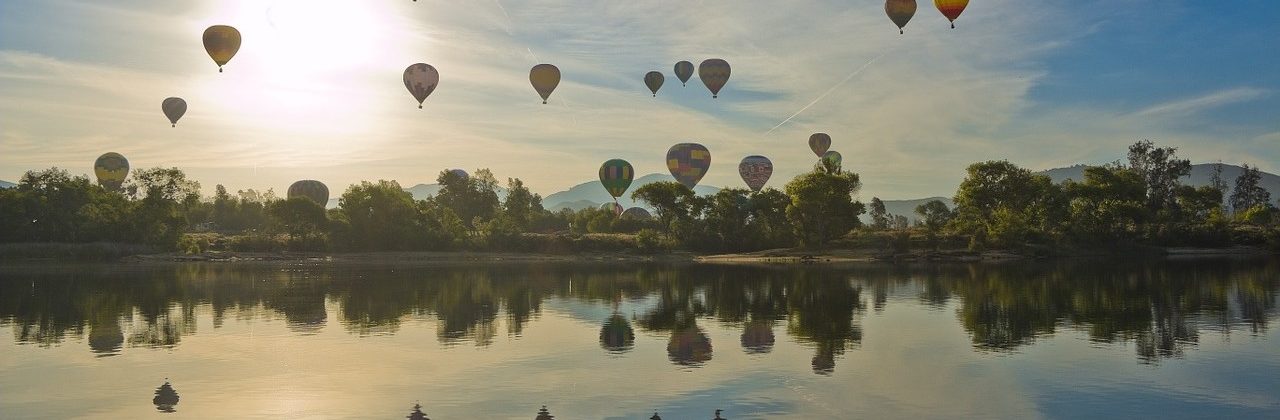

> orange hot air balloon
[935,0,969,28]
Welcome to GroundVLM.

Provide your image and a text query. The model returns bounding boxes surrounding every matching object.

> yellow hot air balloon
[203,25,242,73]
[935,0,969,29]
[94,152,130,192]
[529,64,561,104]
[886,0,917,34]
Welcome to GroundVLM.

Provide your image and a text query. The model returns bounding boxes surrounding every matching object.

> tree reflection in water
[0,259,1276,370]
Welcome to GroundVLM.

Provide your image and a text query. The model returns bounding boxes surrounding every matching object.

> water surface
[2,259,1277,418]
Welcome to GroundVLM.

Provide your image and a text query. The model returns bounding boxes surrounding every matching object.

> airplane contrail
[765,52,886,135]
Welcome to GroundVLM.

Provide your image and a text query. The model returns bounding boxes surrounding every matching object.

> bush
[635,229,674,254]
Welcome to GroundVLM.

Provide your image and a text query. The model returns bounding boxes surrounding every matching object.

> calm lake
[1,258,1278,419]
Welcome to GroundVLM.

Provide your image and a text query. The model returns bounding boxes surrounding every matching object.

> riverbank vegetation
[1,141,1277,258]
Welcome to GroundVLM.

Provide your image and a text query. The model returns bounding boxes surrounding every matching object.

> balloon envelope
[823,151,843,170]
[674,61,694,86]
[403,63,440,109]
[600,202,623,216]
[739,156,773,192]
[161,97,186,127]
[94,152,129,192]
[644,71,665,97]
[621,207,652,220]
[698,59,731,98]
[202,25,241,72]
[599,159,635,199]
[667,143,711,190]
[529,64,561,104]
[809,133,832,157]
[935,0,969,28]
[449,169,469,179]
[885,0,917,34]
[288,180,329,205]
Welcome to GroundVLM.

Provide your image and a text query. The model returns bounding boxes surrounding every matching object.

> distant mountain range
[0,180,14,189]
[542,173,720,211]
[1040,163,1280,198]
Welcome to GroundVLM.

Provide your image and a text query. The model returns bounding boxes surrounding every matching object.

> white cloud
[1133,88,1269,118]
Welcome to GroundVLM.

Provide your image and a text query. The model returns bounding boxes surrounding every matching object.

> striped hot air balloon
[667,143,711,190]
[935,0,969,28]
[599,159,635,199]
[288,180,329,205]
[644,71,665,97]
[885,0,917,34]
[698,59,731,98]
[674,61,694,86]
[809,133,832,157]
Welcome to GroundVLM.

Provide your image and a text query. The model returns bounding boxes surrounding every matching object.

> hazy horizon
[2,0,1277,199]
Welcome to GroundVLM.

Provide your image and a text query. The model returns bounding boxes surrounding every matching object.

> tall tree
[784,171,865,247]
[952,160,1063,248]
[632,181,697,229]
[915,200,954,249]
[1229,164,1272,214]
[1126,140,1191,214]
[869,197,889,230]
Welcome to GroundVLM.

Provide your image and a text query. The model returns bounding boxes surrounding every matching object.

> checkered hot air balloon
[599,159,634,199]
[403,63,440,109]
[667,143,711,190]
[94,152,129,192]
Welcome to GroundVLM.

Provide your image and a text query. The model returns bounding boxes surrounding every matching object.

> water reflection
[1,259,1277,371]
[152,380,179,413]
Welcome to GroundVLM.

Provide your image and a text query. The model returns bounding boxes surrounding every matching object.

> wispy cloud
[1133,87,1269,118]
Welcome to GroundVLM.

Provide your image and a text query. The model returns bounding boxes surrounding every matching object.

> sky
[1,0,1277,200]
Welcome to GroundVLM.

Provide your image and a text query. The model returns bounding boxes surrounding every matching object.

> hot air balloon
[202,25,241,72]
[886,0,917,34]
[935,0,969,28]
[600,314,635,353]
[822,151,843,172]
[739,156,773,192]
[667,143,711,190]
[287,180,329,205]
[698,59,731,98]
[674,61,694,86]
[403,63,440,109]
[161,97,186,127]
[449,169,469,180]
[809,133,832,157]
[622,207,652,220]
[600,202,623,216]
[599,159,634,200]
[644,71,665,97]
[94,152,129,192]
[529,64,560,104]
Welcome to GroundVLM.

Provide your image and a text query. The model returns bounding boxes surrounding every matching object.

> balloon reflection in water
[152,380,179,412]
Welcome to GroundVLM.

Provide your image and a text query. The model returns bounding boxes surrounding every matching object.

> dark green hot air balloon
[599,159,634,200]
[287,180,329,205]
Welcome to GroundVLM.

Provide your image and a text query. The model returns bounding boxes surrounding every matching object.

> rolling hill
[1040,163,1279,199]
[541,173,721,210]
[0,180,14,189]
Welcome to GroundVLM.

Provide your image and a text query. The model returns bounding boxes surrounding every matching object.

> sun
[262,0,388,74]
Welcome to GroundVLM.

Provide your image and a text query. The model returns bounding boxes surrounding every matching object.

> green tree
[501,177,543,230]
[1230,164,1272,217]
[869,197,889,230]
[435,169,500,229]
[632,182,697,229]
[1061,165,1147,243]
[331,180,427,250]
[914,200,954,249]
[1127,140,1192,213]
[784,171,865,247]
[952,160,1062,249]
[267,197,328,242]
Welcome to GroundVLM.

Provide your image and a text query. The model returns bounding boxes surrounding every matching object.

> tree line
[1,140,1276,255]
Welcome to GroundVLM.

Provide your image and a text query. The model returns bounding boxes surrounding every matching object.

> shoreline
[33,245,1262,264]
